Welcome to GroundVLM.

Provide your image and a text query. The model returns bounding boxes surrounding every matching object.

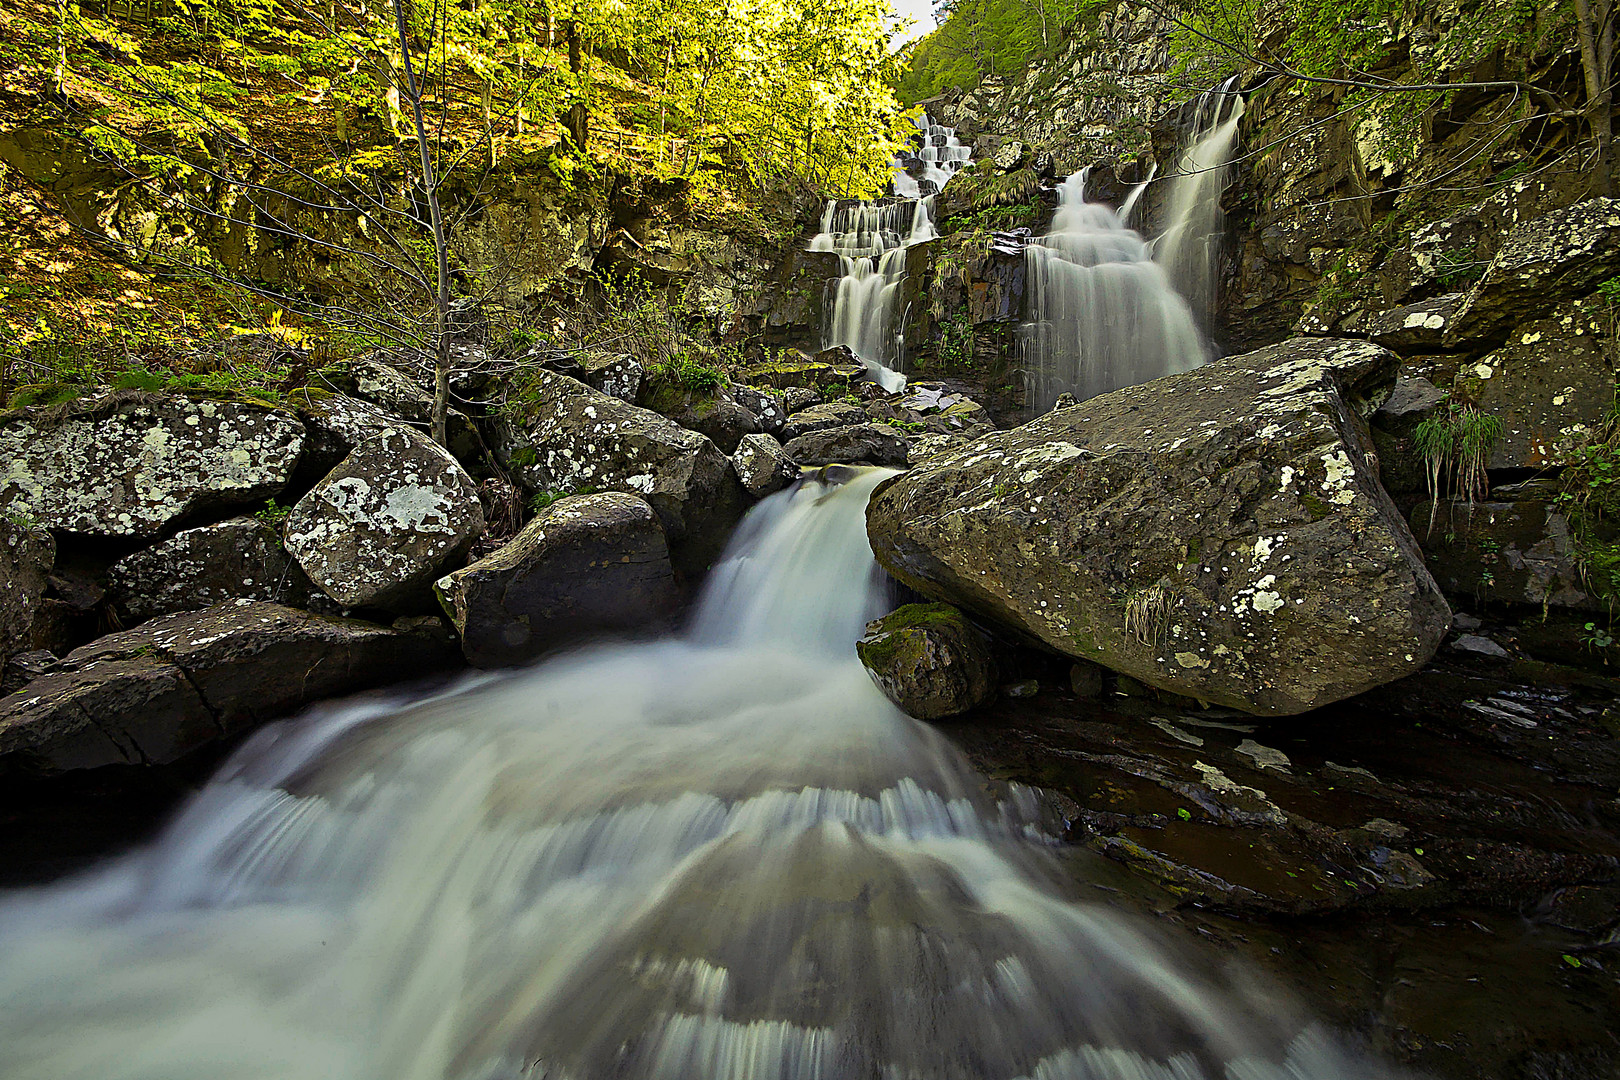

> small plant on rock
[1123,581,1171,646]
[1415,401,1503,534]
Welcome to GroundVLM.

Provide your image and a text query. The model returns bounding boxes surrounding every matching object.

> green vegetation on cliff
[896,0,1104,103]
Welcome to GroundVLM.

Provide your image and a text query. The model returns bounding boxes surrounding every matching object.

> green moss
[1300,492,1331,520]
[858,603,968,671]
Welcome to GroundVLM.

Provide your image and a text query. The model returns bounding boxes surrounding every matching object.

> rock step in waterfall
[811,114,972,394]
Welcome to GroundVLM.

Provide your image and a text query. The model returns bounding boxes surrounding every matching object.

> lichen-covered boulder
[286,427,485,610]
[496,369,747,576]
[1459,298,1616,469]
[857,603,997,720]
[291,391,399,477]
[733,433,799,498]
[644,385,761,454]
[782,400,866,440]
[1451,198,1620,341]
[1364,293,1463,350]
[434,492,678,667]
[0,518,53,667]
[350,355,486,467]
[0,395,304,537]
[784,423,911,467]
[866,337,1451,716]
[107,517,311,624]
[0,602,456,774]
[728,382,786,436]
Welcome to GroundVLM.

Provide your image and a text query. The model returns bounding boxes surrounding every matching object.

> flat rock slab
[107,516,310,624]
[287,426,485,610]
[867,337,1451,716]
[0,395,304,537]
[0,602,455,773]
[435,491,678,667]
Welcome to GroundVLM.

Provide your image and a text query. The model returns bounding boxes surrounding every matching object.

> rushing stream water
[0,470,1400,1080]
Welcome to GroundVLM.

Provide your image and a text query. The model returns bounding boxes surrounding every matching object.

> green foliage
[896,0,1107,102]
[530,486,598,513]
[1553,407,1620,605]
[1416,401,1503,532]
[1168,0,1566,169]
[1580,621,1615,651]
[253,498,292,528]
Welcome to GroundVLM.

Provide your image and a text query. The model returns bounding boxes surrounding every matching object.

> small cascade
[0,472,1402,1080]
[1020,169,1209,411]
[811,113,971,394]
[1155,77,1246,327]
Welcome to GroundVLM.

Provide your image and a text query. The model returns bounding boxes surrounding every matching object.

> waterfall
[1020,169,1209,411]
[0,472,1401,1080]
[811,114,970,395]
[1155,78,1246,327]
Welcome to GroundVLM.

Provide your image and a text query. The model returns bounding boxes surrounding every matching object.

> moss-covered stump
[856,603,997,720]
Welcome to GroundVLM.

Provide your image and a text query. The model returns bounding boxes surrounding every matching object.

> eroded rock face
[784,423,911,467]
[496,369,746,575]
[1460,298,1617,469]
[286,427,485,610]
[856,604,997,720]
[434,492,678,667]
[107,517,310,624]
[0,519,53,667]
[0,602,455,773]
[0,395,304,537]
[867,337,1451,716]
[1452,198,1620,341]
[732,433,799,498]
[1414,490,1597,611]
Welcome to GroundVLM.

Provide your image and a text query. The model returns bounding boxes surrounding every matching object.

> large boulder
[0,394,304,537]
[784,423,911,467]
[856,604,998,720]
[434,492,678,667]
[290,391,399,477]
[496,369,747,576]
[866,337,1452,716]
[732,433,799,498]
[644,385,761,453]
[106,517,311,624]
[1450,198,1620,341]
[782,400,867,440]
[350,355,486,467]
[0,603,455,774]
[286,426,485,610]
[0,518,53,667]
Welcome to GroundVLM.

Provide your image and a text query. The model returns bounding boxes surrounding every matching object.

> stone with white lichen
[866,337,1451,717]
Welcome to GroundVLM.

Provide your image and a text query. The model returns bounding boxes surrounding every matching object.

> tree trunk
[1575,0,1615,196]
[391,0,453,447]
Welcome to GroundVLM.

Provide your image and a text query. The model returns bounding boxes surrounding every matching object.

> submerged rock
[0,602,455,773]
[286,426,485,611]
[732,433,799,498]
[495,369,746,576]
[857,603,998,720]
[0,394,304,537]
[107,517,310,624]
[435,492,678,668]
[867,337,1451,716]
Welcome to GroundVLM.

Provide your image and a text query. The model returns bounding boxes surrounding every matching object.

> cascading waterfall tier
[1020,169,1209,411]
[1155,78,1246,327]
[0,470,1402,1080]
[810,114,971,395]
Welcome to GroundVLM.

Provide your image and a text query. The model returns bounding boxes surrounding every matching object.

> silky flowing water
[0,471,1399,1080]
[1156,80,1246,328]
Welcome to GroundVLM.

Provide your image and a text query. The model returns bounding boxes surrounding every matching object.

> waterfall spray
[1155,78,1246,327]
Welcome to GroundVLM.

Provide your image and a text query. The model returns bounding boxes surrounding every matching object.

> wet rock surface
[732,433,799,498]
[0,520,54,668]
[286,426,485,611]
[783,423,911,467]
[857,603,997,719]
[107,517,310,624]
[1413,492,1597,611]
[0,395,304,537]
[435,492,678,668]
[496,368,746,576]
[0,602,456,774]
[868,337,1451,715]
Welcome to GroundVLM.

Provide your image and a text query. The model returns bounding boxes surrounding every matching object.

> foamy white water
[1156,78,1246,327]
[0,471,1399,1080]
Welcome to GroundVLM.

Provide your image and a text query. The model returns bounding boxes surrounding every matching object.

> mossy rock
[857,603,997,721]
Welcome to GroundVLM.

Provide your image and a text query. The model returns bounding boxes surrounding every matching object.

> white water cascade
[0,471,1400,1080]
[1020,169,1209,411]
[1156,79,1247,327]
[810,114,971,395]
